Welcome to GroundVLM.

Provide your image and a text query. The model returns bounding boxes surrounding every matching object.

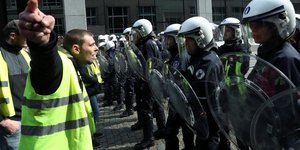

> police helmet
[219,17,242,39]
[242,0,296,39]
[178,16,213,49]
[132,19,153,38]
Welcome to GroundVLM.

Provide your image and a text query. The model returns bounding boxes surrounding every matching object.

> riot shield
[147,57,168,107]
[114,50,131,79]
[124,43,147,81]
[205,53,295,148]
[97,51,110,74]
[250,87,300,150]
[165,65,209,139]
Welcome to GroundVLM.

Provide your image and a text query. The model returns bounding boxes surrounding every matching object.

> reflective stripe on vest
[22,117,89,136]
[19,51,93,150]
[0,48,30,117]
[23,94,83,109]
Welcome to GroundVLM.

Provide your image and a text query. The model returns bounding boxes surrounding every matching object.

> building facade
[5,0,300,36]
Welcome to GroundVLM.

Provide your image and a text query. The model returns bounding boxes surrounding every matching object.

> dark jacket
[0,42,29,121]
[257,42,300,87]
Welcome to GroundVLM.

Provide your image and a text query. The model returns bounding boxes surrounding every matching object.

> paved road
[94,96,184,150]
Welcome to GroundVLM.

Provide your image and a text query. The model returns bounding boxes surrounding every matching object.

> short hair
[3,20,19,39]
[63,29,93,51]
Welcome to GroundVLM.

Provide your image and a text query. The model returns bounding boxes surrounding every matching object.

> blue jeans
[0,121,21,150]
[89,95,100,124]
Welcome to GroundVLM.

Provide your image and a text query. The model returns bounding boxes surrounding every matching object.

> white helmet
[106,41,115,50]
[219,17,242,39]
[296,14,300,30]
[109,34,118,42]
[164,24,181,38]
[242,0,296,39]
[98,35,108,43]
[132,19,153,38]
[98,42,106,48]
[123,27,132,35]
[178,16,213,49]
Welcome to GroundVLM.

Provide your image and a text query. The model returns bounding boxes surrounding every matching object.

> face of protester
[249,21,273,44]
[72,34,98,64]
[223,26,235,41]
[185,37,198,55]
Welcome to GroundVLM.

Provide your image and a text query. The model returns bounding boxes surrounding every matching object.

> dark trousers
[124,77,135,111]
[165,108,195,150]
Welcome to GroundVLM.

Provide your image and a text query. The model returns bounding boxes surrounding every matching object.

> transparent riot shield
[124,43,147,81]
[114,50,131,79]
[165,65,209,139]
[250,87,300,150]
[97,51,111,74]
[147,57,168,107]
[205,52,295,148]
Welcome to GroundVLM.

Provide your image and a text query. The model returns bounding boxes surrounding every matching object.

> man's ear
[70,44,80,55]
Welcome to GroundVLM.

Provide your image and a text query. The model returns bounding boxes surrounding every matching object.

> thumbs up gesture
[18,0,55,44]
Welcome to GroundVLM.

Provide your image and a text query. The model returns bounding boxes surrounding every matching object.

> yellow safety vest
[19,51,94,150]
[91,60,103,84]
[0,48,30,117]
[224,56,246,95]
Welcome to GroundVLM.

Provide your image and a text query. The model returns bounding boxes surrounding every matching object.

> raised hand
[18,0,55,44]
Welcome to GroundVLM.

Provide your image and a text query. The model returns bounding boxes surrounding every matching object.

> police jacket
[184,46,223,105]
[102,48,116,78]
[257,41,300,87]
[135,35,161,92]
[218,39,250,75]
[137,36,161,61]
[217,39,250,56]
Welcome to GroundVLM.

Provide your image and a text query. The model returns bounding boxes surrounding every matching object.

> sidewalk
[94,95,184,150]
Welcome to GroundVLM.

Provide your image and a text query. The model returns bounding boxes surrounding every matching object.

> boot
[134,139,155,150]
[154,128,165,139]
[119,109,134,118]
[131,121,143,131]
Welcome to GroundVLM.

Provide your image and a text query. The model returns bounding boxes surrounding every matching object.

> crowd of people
[0,0,300,149]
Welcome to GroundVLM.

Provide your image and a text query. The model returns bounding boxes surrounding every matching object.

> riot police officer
[178,16,223,150]
[102,41,116,107]
[242,0,300,87]
[217,17,250,56]
[163,23,195,150]
[131,19,165,150]
[217,17,250,150]
[290,14,300,52]
[119,27,136,117]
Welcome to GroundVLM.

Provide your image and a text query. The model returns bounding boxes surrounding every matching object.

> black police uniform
[257,41,300,87]
[117,46,136,116]
[134,34,166,149]
[102,47,116,106]
[165,45,195,150]
[184,44,223,150]
[217,39,250,150]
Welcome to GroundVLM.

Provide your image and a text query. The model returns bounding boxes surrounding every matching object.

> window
[139,6,157,31]
[190,7,197,17]
[108,7,128,34]
[42,0,62,8]
[231,7,244,20]
[86,7,97,25]
[54,18,65,36]
[212,7,225,23]
[6,0,16,9]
